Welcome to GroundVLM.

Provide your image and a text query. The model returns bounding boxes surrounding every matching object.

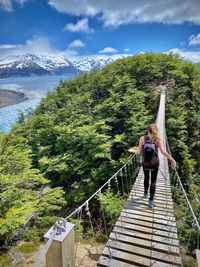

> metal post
[44,220,75,267]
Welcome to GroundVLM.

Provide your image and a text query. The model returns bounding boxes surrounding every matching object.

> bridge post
[196,250,200,267]
[44,220,75,267]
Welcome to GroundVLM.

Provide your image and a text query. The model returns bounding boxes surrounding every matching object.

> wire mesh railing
[166,134,200,266]
[33,154,139,267]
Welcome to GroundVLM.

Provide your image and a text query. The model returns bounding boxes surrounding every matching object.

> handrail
[65,154,136,220]
[33,153,137,267]
[165,132,200,232]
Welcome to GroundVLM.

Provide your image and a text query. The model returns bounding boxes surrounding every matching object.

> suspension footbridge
[33,89,200,267]
[97,89,181,266]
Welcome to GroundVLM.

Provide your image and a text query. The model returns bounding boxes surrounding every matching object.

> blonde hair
[148,124,160,142]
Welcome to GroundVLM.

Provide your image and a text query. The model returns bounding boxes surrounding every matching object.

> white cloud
[0,36,57,58]
[189,33,200,46]
[68,39,85,48]
[48,0,200,27]
[0,36,81,60]
[0,0,12,11]
[169,48,200,63]
[99,47,118,53]
[0,44,21,49]
[0,0,26,11]
[64,18,94,33]
[124,48,130,52]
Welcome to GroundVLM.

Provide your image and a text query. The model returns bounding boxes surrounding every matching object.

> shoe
[144,192,148,198]
[149,199,154,208]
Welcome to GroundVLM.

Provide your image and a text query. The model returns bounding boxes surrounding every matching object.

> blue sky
[0,0,200,62]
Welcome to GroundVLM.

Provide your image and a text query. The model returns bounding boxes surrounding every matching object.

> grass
[12,241,41,253]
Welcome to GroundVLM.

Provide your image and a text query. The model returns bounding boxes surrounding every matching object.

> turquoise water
[0,75,73,132]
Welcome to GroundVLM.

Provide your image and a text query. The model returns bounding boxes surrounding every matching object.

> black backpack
[142,135,159,168]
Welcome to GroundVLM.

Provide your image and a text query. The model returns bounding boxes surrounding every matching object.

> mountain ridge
[0,53,129,78]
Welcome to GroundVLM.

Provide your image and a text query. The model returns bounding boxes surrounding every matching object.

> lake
[0,75,74,132]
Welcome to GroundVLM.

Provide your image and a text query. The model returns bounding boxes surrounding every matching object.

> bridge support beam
[44,221,75,267]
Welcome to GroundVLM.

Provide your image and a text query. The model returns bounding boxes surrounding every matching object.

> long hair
[148,124,160,142]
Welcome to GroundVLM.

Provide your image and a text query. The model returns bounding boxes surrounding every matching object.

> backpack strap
[144,135,151,144]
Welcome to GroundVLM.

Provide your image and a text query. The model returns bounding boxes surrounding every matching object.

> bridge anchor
[44,220,75,267]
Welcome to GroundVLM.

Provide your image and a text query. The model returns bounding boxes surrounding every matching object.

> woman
[135,124,176,208]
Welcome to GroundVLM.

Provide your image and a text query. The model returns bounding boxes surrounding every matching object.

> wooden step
[113,226,179,246]
[118,216,177,232]
[128,195,174,206]
[104,239,181,265]
[97,256,138,267]
[109,232,180,255]
[123,206,176,217]
[125,200,174,212]
[116,220,177,237]
[100,247,180,267]
[121,208,176,222]
[120,211,177,227]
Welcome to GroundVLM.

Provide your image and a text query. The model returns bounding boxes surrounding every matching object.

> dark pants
[143,165,159,200]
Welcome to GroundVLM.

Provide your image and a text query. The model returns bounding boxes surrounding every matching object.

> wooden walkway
[97,90,182,266]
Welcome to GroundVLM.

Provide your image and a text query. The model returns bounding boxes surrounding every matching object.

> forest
[0,53,199,266]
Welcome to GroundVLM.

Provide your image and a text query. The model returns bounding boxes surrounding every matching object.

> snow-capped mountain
[0,54,78,78]
[0,53,130,78]
[73,54,128,72]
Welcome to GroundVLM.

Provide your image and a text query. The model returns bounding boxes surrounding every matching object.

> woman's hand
[127,148,137,154]
[171,158,176,167]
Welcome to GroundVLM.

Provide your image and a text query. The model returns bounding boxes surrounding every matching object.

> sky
[0,0,200,62]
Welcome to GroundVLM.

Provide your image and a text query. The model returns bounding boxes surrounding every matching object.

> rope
[166,135,200,232]
[65,155,136,221]
[124,165,129,194]
[106,179,118,240]
[85,201,99,255]
[98,190,112,259]
[165,132,200,266]
[114,174,119,194]
[74,206,83,264]
[120,169,125,196]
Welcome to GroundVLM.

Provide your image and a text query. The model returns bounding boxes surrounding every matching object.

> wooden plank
[132,186,172,194]
[128,195,174,206]
[97,256,138,267]
[131,189,172,198]
[135,184,171,190]
[105,239,181,265]
[131,192,173,201]
[121,208,176,221]
[101,247,180,267]
[123,208,175,220]
[120,211,177,227]
[115,221,178,238]
[102,247,151,266]
[128,196,174,207]
[123,206,175,217]
[118,216,177,232]
[109,232,179,255]
[125,201,174,212]
[132,181,171,186]
[127,195,173,207]
[132,189,173,198]
[113,226,179,246]
[130,190,172,198]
